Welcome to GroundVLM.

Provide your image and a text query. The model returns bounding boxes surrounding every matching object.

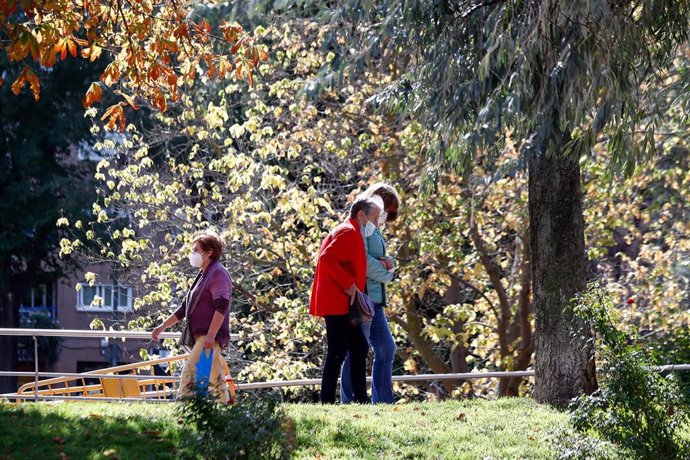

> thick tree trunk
[0,294,17,394]
[529,147,598,405]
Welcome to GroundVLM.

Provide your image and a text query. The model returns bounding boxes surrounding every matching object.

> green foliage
[176,392,294,459]
[562,282,690,460]
[63,12,690,401]
[330,0,690,173]
[650,327,690,404]
[0,54,102,296]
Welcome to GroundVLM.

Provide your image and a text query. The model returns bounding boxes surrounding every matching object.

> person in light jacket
[341,183,400,403]
[310,197,382,404]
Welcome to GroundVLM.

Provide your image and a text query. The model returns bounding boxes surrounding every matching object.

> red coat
[310,218,367,317]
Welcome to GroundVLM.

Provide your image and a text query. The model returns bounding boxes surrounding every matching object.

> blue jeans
[341,306,397,403]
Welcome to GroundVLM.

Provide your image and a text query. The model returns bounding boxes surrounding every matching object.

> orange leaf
[0,76,4,87]
[67,39,77,58]
[100,62,120,87]
[200,19,211,34]
[81,45,102,62]
[27,67,41,100]
[82,82,102,108]
[11,74,25,96]
[101,103,126,131]
[119,92,139,110]
[217,56,232,78]
[11,66,40,100]
[152,89,167,112]
[173,22,188,39]
[40,47,57,67]
[54,39,67,60]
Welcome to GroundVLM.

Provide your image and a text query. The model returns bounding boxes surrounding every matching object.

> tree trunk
[529,147,598,405]
[0,294,17,394]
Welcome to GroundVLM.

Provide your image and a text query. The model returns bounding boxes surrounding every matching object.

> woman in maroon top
[152,231,234,403]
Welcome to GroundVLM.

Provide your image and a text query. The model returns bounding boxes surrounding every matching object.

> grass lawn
[1,397,682,459]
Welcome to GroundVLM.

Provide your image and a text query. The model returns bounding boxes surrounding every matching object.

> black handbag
[179,322,194,348]
[348,290,375,326]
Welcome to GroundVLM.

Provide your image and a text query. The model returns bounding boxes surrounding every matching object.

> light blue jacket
[365,227,395,306]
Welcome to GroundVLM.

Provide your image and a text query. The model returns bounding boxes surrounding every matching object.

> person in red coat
[311,197,382,403]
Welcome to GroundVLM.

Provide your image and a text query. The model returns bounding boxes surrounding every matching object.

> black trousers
[321,314,369,403]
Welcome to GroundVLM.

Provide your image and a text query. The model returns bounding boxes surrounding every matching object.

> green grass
[288,398,566,459]
[2,398,685,459]
[0,402,189,459]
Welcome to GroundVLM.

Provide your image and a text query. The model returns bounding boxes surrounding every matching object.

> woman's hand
[152,325,166,341]
[203,335,216,349]
[380,258,394,270]
[345,283,358,305]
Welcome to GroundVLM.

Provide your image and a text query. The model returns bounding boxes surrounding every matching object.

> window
[77,283,133,312]
[19,283,56,321]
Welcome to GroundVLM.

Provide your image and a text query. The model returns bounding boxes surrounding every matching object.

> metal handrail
[2,328,690,401]
[0,328,239,340]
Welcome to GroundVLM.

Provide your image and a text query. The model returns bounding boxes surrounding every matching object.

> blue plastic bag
[195,348,214,396]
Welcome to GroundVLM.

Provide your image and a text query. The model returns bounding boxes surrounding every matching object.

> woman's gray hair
[349,197,382,218]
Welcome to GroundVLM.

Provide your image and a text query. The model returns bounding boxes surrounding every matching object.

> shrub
[176,391,295,459]
[649,327,690,404]
[558,282,690,460]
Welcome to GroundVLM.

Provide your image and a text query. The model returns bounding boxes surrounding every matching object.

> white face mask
[378,211,388,225]
[363,221,376,238]
[189,251,203,268]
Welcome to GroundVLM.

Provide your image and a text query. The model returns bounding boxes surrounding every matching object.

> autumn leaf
[83,82,103,108]
[217,56,233,78]
[101,103,126,131]
[11,66,40,100]
[173,22,188,39]
[151,88,167,112]
[40,47,57,67]
[81,45,103,62]
[101,62,121,87]
[54,38,70,60]
[116,91,139,110]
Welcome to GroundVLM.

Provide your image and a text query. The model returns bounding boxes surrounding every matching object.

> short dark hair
[350,197,380,219]
[363,182,401,221]
[193,231,223,260]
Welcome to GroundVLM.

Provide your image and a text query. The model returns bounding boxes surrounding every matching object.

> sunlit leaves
[11,65,40,100]
[82,82,103,108]
[2,0,266,130]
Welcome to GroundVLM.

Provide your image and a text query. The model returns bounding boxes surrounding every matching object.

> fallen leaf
[455,411,467,422]
[52,436,65,445]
